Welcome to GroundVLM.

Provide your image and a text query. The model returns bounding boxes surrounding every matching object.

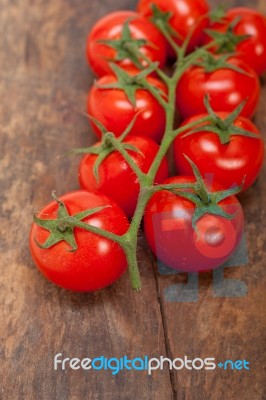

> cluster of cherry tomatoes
[30,0,266,292]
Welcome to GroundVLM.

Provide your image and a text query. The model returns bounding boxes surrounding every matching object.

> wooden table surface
[0,0,265,399]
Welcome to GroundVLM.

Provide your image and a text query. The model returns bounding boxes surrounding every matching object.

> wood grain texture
[155,1,266,399]
[0,1,265,399]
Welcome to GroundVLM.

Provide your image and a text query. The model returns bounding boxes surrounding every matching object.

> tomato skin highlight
[88,73,167,143]
[137,0,209,55]
[203,8,266,76]
[144,177,244,273]
[30,191,129,292]
[174,113,265,191]
[86,11,167,77]
[176,57,260,120]
[79,136,169,218]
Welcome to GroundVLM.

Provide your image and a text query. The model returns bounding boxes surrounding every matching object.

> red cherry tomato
[174,113,264,191]
[88,73,167,143]
[137,0,209,55]
[144,176,244,272]
[79,136,169,217]
[86,11,167,77]
[176,57,260,120]
[203,8,266,76]
[30,191,129,292]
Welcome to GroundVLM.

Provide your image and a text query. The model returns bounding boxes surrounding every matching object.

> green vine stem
[35,7,246,291]
[103,80,214,291]
[85,13,228,290]
[104,133,146,181]
[95,15,245,290]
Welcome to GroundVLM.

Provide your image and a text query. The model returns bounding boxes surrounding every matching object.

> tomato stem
[104,133,146,181]
[88,40,230,290]
[40,15,242,292]
[122,236,142,291]
[112,29,239,289]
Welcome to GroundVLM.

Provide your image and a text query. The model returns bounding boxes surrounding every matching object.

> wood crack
[151,255,177,400]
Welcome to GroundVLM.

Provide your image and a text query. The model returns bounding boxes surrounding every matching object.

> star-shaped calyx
[34,192,109,252]
[208,5,227,24]
[95,62,161,107]
[183,95,259,145]
[149,4,180,39]
[205,16,251,54]
[167,155,244,231]
[67,112,144,182]
[192,50,250,75]
[98,18,151,69]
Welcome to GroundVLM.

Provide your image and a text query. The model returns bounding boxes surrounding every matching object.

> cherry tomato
[174,113,264,191]
[144,176,244,272]
[88,73,167,143]
[86,11,167,77]
[79,136,169,217]
[176,57,260,120]
[30,191,129,292]
[137,0,209,55]
[203,8,266,76]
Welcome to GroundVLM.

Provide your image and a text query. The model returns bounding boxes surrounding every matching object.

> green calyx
[96,62,162,107]
[208,5,227,24]
[34,9,258,292]
[149,4,184,57]
[164,156,243,230]
[149,4,179,39]
[34,192,110,251]
[205,16,250,54]
[98,18,150,69]
[184,95,259,145]
[193,50,249,75]
[68,114,144,182]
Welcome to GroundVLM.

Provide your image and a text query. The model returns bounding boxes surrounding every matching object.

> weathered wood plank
[156,1,266,399]
[1,0,265,399]
[0,1,172,399]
